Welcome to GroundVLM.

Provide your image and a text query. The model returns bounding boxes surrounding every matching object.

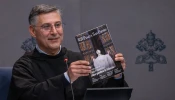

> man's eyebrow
[55,21,62,23]
[42,21,61,24]
[41,23,50,25]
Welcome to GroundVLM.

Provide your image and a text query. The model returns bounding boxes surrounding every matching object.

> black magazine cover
[75,24,123,84]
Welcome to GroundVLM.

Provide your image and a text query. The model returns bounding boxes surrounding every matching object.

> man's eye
[42,25,50,29]
[55,23,61,27]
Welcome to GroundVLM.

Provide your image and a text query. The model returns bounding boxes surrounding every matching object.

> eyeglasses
[34,22,64,32]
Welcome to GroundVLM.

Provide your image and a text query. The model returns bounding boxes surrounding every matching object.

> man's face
[30,11,63,54]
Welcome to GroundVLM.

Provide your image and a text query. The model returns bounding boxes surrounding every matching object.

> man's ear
[29,25,36,38]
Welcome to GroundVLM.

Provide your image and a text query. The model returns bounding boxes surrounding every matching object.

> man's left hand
[114,53,126,78]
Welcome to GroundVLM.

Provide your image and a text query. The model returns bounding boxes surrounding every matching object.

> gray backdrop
[0,0,175,100]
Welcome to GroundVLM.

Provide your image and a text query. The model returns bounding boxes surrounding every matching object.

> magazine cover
[75,24,123,84]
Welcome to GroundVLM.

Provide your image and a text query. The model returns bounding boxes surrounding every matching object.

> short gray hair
[28,4,62,25]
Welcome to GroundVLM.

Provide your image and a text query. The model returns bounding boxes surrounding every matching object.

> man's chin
[49,45,61,50]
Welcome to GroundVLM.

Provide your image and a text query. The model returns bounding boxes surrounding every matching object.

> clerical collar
[36,44,62,55]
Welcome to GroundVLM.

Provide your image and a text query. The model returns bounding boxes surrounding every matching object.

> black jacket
[7,47,128,100]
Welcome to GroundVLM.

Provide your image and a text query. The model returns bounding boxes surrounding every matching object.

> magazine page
[75,24,123,84]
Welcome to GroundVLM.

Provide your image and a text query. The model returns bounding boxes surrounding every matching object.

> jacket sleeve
[105,73,129,87]
[7,58,69,100]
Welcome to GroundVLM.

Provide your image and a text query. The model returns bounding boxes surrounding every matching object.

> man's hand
[114,53,126,78]
[67,60,91,82]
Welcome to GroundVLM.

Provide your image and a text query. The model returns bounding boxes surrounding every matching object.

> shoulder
[13,51,34,71]
[61,47,84,63]
[66,49,84,60]
[15,53,32,64]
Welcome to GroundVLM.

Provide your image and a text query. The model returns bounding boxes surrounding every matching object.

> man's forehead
[36,11,61,24]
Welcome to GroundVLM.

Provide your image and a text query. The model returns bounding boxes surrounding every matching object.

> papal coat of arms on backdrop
[135,30,167,71]
[21,37,36,52]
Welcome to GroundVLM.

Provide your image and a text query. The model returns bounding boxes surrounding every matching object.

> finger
[115,57,125,62]
[114,73,122,78]
[71,60,89,65]
[70,65,91,70]
[121,63,126,70]
[115,53,123,57]
[74,73,90,77]
[72,69,91,74]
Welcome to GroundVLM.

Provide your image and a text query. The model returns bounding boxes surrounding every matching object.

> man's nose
[50,25,57,34]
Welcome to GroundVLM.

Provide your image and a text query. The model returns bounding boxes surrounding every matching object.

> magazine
[75,24,123,84]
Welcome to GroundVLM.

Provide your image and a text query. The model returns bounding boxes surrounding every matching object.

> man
[8,4,128,100]
[93,49,115,71]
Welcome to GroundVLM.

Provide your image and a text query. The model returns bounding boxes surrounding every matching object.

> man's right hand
[67,60,91,83]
